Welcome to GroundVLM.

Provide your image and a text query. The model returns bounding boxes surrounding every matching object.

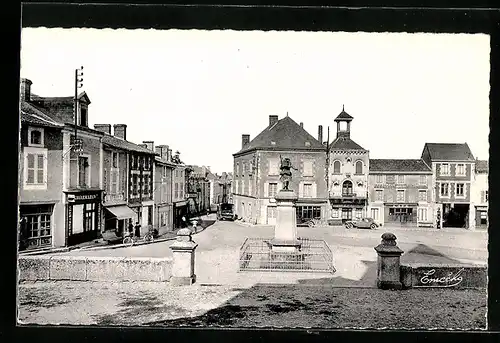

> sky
[20,29,490,174]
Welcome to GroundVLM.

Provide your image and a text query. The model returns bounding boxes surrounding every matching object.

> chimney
[155,145,163,157]
[318,125,323,143]
[242,134,250,149]
[300,122,303,128]
[143,140,155,152]
[113,124,127,140]
[269,115,278,127]
[167,148,172,161]
[20,78,32,102]
[94,124,111,135]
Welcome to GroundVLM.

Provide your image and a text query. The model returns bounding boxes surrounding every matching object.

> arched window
[355,160,363,174]
[342,180,353,196]
[333,160,341,174]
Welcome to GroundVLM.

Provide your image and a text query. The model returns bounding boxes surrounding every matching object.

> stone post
[169,228,198,286]
[270,189,301,253]
[374,232,404,290]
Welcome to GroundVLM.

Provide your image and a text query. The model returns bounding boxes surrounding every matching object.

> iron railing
[239,237,335,273]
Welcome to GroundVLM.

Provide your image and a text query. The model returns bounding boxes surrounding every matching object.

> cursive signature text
[419,268,465,287]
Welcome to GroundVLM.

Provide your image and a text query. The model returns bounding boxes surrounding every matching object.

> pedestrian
[128,221,134,236]
[134,221,141,237]
[181,216,187,228]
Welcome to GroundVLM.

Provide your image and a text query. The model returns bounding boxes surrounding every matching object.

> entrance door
[341,208,352,223]
[342,180,353,196]
[267,206,277,225]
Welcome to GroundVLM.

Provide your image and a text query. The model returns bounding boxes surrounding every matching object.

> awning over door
[105,205,136,220]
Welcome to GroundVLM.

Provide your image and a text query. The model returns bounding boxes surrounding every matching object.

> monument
[238,156,335,274]
[269,156,301,254]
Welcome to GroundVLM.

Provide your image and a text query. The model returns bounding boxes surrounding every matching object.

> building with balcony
[421,142,476,229]
[233,114,328,225]
[19,80,66,250]
[472,159,488,230]
[327,107,369,224]
[368,159,434,227]
[153,144,176,235]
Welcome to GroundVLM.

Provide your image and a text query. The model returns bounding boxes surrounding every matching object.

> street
[50,219,487,287]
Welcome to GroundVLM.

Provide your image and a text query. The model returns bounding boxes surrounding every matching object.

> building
[472,159,488,230]
[24,78,106,246]
[368,159,434,227]
[421,143,476,229]
[153,144,176,235]
[92,124,157,238]
[172,152,191,228]
[187,165,212,215]
[327,107,369,224]
[19,80,66,250]
[232,114,328,225]
[211,172,233,205]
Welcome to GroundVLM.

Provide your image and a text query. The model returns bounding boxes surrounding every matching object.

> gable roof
[234,116,325,156]
[329,135,366,151]
[475,160,489,173]
[31,91,91,104]
[102,134,157,155]
[369,159,432,173]
[20,101,64,128]
[334,109,353,121]
[423,143,475,162]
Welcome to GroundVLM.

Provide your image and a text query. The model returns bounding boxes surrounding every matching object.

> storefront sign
[67,204,73,236]
[74,194,98,201]
[414,268,465,288]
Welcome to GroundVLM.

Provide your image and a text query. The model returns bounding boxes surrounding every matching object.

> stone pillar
[374,232,404,290]
[169,228,198,286]
[270,189,301,253]
[468,205,476,231]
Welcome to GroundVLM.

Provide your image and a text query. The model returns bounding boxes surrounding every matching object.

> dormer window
[28,127,44,147]
[80,106,88,127]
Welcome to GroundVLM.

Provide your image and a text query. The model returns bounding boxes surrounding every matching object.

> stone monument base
[270,238,301,253]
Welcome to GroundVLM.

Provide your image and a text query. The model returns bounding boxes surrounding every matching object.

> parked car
[297,217,322,227]
[217,203,237,221]
[345,217,378,230]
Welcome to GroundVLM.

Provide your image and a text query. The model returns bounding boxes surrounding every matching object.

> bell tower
[334,105,354,139]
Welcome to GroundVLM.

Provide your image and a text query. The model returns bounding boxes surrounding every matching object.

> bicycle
[122,227,155,245]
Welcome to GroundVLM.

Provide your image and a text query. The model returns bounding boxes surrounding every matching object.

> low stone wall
[400,263,487,289]
[18,255,173,282]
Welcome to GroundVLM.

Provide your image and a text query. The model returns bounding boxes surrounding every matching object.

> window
[456,183,465,197]
[28,127,44,147]
[174,183,179,199]
[78,156,89,187]
[385,174,395,183]
[180,183,184,198]
[303,183,313,197]
[418,190,427,202]
[371,208,379,220]
[331,208,339,218]
[418,208,428,221]
[355,208,363,219]
[375,174,383,184]
[24,149,47,188]
[110,169,119,194]
[235,162,239,177]
[440,183,449,196]
[143,175,149,194]
[303,160,314,177]
[397,175,405,184]
[132,174,139,195]
[355,161,363,174]
[375,189,384,202]
[456,164,465,176]
[269,158,279,175]
[80,107,88,126]
[396,190,405,202]
[268,183,278,197]
[112,152,118,168]
[333,160,341,174]
[297,206,321,220]
[440,163,450,176]
[419,175,427,185]
[20,205,53,249]
[83,203,95,232]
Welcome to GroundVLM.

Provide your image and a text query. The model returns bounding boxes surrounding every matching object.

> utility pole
[139,157,144,227]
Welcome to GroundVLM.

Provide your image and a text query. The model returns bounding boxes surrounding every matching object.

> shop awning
[105,205,136,220]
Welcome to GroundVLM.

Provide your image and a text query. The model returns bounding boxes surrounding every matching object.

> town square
[17,27,489,330]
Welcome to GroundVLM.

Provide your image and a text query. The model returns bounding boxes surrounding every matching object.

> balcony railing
[329,192,367,199]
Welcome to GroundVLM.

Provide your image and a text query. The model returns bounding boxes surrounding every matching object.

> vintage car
[217,203,237,221]
[345,217,379,230]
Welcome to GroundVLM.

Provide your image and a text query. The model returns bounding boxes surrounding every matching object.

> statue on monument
[279,155,297,191]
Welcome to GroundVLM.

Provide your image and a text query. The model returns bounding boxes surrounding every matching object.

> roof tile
[423,143,475,161]
[369,159,432,173]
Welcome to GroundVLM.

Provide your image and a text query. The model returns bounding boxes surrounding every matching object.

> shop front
[384,203,418,227]
[19,202,56,250]
[102,204,136,241]
[156,204,173,235]
[174,200,188,228]
[65,190,103,246]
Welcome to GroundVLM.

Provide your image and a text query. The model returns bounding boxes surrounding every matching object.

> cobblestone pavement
[17,280,487,329]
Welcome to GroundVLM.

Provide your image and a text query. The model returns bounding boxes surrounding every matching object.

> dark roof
[234,116,324,155]
[475,160,489,173]
[20,102,64,128]
[369,159,432,173]
[334,109,353,122]
[102,134,157,155]
[329,135,366,150]
[31,91,91,104]
[423,143,475,161]
[155,155,176,167]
